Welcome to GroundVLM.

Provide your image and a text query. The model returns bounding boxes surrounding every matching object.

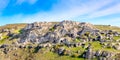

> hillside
[0,20,120,60]
[95,25,120,32]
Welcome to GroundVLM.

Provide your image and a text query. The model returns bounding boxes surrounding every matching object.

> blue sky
[0,0,120,26]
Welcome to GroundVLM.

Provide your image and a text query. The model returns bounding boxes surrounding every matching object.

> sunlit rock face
[18,20,97,44]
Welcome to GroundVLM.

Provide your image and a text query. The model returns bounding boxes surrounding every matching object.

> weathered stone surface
[101,51,110,57]
[40,43,52,48]
[0,44,8,48]
[95,50,102,57]
[113,45,120,50]
[18,21,98,45]
[57,47,65,55]
[84,44,93,60]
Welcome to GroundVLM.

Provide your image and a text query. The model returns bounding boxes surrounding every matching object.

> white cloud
[21,0,115,23]
[88,3,120,18]
[50,0,115,18]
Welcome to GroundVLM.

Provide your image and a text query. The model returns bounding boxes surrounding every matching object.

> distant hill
[1,23,120,32]
[95,25,120,32]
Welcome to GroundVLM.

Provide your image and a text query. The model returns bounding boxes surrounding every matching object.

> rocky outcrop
[18,20,97,45]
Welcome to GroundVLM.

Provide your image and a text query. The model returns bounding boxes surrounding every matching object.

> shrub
[49,27,55,31]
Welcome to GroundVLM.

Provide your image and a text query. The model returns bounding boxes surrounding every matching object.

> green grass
[113,36,120,40]
[84,41,119,52]
[91,41,102,51]
[49,27,55,31]
[67,46,85,52]
[74,38,81,43]
[0,39,6,44]
[34,51,84,60]
[0,45,97,60]
[0,36,9,44]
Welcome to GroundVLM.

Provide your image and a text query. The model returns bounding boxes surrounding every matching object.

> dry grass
[95,25,120,32]
[0,23,26,30]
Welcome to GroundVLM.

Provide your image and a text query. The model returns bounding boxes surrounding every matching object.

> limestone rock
[18,21,97,45]
[57,47,65,55]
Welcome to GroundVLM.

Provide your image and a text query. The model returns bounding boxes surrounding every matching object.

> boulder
[97,35,103,41]
[41,43,52,48]
[7,31,14,37]
[57,47,65,55]
[2,29,9,32]
[13,53,18,56]
[113,45,120,50]
[113,32,119,36]
[95,50,102,57]
[84,44,93,59]
[0,44,8,48]
[59,29,68,36]
[3,48,9,54]
[58,38,68,44]
[101,51,109,57]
